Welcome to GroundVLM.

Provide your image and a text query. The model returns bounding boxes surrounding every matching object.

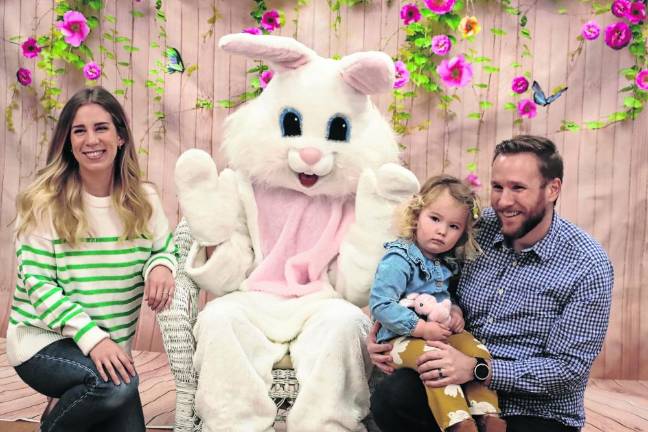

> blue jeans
[14,338,145,432]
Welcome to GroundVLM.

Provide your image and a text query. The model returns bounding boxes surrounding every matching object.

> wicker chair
[157,218,380,432]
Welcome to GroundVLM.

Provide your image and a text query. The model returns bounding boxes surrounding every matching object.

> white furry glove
[355,163,420,228]
[175,149,240,246]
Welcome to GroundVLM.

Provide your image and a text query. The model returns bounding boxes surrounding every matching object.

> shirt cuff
[75,323,110,356]
[144,256,177,280]
[490,358,518,392]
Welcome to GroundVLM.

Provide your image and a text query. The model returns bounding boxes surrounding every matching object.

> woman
[7,86,177,432]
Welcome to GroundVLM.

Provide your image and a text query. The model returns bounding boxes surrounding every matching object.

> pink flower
[581,20,600,40]
[466,173,481,188]
[423,0,456,15]
[260,10,281,32]
[393,60,410,89]
[56,11,90,47]
[260,70,274,88]
[636,69,648,90]
[21,37,41,59]
[626,2,646,24]
[242,27,262,35]
[431,35,452,56]
[83,62,101,80]
[511,76,529,94]
[611,0,631,17]
[604,21,632,49]
[16,67,32,86]
[400,4,421,25]
[517,99,537,119]
[436,55,473,88]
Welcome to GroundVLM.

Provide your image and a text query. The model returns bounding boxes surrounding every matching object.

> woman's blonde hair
[16,86,152,245]
[398,174,482,262]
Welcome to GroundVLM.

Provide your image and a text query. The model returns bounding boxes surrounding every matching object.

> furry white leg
[193,300,287,432]
[286,299,372,432]
[175,149,240,246]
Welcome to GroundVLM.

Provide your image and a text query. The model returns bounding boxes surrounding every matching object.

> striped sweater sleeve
[142,189,178,280]
[16,233,109,355]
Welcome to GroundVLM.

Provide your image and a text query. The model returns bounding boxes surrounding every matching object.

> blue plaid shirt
[456,208,613,427]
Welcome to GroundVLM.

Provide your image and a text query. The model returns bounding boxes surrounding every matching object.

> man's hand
[416,340,476,387]
[448,305,465,334]
[144,265,175,312]
[89,338,136,385]
[367,322,394,374]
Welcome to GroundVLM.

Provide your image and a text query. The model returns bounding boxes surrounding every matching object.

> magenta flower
[83,62,101,80]
[604,21,632,49]
[436,55,473,88]
[431,35,452,56]
[21,37,41,59]
[260,10,281,32]
[260,70,274,88]
[393,60,410,89]
[400,4,421,25]
[581,21,600,40]
[517,99,537,119]
[423,0,456,15]
[466,173,481,188]
[16,68,32,86]
[242,27,262,35]
[636,70,648,90]
[56,11,90,47]
[611,0,631,17]
[626,2,646,24]
[511,76,529,94]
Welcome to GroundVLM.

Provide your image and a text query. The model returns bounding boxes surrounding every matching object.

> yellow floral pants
[388,331,500,430]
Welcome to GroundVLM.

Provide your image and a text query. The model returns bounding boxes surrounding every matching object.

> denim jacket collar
[384,239,460,279]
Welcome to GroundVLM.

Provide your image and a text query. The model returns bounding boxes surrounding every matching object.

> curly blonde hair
[398,174,482,262]
[16,86,152,245]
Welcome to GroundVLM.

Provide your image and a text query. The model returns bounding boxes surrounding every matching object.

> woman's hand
[367,322,394,374]
[416,340,476,388]
[144,265,175,312]
[89,338,136,385]
[420,321,451,341]
[448,304,465,334]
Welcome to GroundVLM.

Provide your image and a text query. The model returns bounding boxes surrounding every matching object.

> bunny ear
[339,51,395,95]
[219,33,317,71]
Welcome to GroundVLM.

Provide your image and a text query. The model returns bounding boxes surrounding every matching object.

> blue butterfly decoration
[532,81,567,106]
[166,47,185,74]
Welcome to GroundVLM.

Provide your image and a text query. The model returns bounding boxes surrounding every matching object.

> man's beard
[501,206,546,244]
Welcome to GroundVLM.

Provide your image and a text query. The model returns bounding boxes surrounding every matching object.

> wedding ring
[437,368,444,379]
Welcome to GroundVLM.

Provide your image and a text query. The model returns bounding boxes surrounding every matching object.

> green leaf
[115,89,126,95]
[593,2,612,14]
[624,96,643,109]
[513,118,523,126]
[54,3,71,14]
[483,65,500,74]
[218,99,235,109]
[560,120,580,132]
[154,111,165,120]
[520,15,528,27]
[510,61,522,68]
[473,56,491,63]
[557,8,567,14]
[150,41,160,48]
[490,28,507,36]
[145,80,156,88]
[103,32,115,42]
[468,112,482,119]
[466,147,479,154]
[186,64,199,76]
[88,0,103,11]
[520,28,531,39]
[413,54,428,66]
[504,102,517,111]
[479,100,493,110]
[196,98,214,109]
[115,36,131,43]
[440,13,461,30]
[131,10,145,18]
[585,120,606,130]
[122,78,135,86]
[466,162,477,171]
[118,61,130,66]
[608,111,628,122]
[414,37,431,48]
[123,45,140,53]
[105,15,117,24]
[78,45,93,60]
[87,16,99,29]
[473,83,488,89]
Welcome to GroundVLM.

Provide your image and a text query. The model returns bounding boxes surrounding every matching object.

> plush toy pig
[399,292,452,327]
[174,33,419,432]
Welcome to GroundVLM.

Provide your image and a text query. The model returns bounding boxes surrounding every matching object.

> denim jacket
[369,239,459,343]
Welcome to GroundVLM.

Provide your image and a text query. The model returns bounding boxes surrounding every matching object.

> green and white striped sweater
[6,187,177,366]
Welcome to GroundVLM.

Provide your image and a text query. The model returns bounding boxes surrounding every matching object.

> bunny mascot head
[175,33,419,431]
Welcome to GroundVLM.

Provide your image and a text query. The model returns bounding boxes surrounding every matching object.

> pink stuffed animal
[399,293,452,327]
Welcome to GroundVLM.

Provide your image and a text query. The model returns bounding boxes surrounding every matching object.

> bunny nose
[299,147,322,166]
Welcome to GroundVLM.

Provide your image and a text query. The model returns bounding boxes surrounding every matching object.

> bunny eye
[280,108,302,137]
[326,114,350,142]
[419,302,424,307]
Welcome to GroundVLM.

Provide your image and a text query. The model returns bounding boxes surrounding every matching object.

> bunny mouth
[298,173,319,187]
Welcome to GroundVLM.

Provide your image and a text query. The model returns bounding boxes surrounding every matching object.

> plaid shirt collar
[489,208,560,262]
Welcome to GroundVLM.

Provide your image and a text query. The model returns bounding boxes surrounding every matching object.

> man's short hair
[493,135,564,182]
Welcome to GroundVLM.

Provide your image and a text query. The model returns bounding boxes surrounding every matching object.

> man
[368,135,614,432]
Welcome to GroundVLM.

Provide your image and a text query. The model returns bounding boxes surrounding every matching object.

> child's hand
[144,265,175,312]
[449,305,465,333]
[422,321,451,341]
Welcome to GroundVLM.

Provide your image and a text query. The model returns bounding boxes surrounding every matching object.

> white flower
[447,410,472,425]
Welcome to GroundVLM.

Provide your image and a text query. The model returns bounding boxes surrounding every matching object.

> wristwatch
[473,357,490,382]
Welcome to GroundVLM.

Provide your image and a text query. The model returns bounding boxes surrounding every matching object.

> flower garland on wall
[6,0,648,179]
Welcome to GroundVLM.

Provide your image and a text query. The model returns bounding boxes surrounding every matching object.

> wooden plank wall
[0,0,646,380]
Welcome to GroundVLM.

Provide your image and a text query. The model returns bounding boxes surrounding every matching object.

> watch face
[475,363,489,381]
